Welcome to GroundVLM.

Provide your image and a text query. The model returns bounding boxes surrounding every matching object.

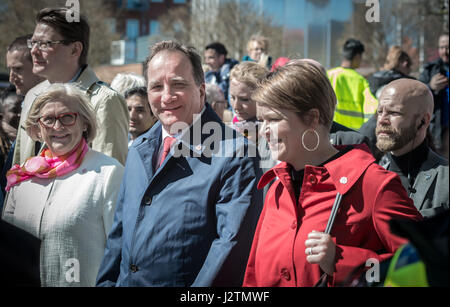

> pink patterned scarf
[6,138,88,192]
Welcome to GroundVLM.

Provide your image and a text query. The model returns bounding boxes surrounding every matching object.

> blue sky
[252,0,353,29]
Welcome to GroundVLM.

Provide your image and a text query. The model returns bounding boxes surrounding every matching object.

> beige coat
[2,149,124,287]
[12,66,129,166]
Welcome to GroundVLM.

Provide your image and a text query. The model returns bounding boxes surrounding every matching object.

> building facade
[107,0,189,65]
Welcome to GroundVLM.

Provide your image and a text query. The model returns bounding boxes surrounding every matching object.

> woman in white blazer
[2,84,124,287]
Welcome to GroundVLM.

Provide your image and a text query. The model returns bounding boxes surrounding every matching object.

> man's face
[438,34,449,64]
[147,51,205,133]
[6,49,42,96]
[2,93,22,129]
[375,87,420,153]
[30,23,74,81]
[127,94,156,139]
[204,49,225,71]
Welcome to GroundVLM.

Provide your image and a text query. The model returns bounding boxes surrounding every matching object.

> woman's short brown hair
[25,84,97,143]
[252,60,336,129]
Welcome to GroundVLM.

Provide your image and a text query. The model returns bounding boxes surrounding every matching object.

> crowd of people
[0,7,448,287]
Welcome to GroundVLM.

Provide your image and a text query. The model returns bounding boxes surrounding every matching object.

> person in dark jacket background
[368,45,415,99]
[204,42,238,104]
[419,32,449,159]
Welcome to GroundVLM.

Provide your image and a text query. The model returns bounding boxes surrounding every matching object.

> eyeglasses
[38,112,78,128]
[27,39,73,51]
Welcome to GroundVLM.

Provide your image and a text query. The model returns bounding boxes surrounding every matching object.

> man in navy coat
[96,41,263,287]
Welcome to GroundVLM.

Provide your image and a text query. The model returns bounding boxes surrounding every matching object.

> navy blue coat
[96,105,263,286]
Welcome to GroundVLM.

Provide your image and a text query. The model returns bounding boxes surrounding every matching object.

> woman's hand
[305,230,336,276]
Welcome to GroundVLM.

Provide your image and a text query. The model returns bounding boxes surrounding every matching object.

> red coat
[243,145,422,287]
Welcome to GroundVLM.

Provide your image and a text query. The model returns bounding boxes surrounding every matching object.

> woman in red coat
[243,60,422,287]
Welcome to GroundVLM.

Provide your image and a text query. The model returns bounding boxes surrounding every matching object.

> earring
[301,128,320,152]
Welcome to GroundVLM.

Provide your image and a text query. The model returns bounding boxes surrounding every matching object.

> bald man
[376,78,449,218]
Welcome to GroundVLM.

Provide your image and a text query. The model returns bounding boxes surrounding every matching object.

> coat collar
[134,103,222,151]
[258,144,375,195]
[29,66,99,96]
[73,65,99,91]
[380,147,447,173]
[386,148,448,207]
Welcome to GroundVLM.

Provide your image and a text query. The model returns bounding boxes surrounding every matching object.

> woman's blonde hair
[230,61,269,89]
[247,35,269,53]
[25,83,97,143]
[252,60,336,129]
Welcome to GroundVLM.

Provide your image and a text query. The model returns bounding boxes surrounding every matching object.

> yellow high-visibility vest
[384,243,429,287]
[327,67,378,130]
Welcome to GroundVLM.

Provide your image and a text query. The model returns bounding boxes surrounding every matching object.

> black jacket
[329,121,377,158]
[379,148,449,219]
[419,58,449,149]
[0,219,41,286]
[368,69,416,98]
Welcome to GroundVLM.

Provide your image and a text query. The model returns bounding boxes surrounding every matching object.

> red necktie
[158,136,176,168]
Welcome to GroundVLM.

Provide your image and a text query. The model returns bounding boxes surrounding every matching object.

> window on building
[126,19,140,39]
[127,0,149,10]
[149,20,160,35]
[173,0,186,3]
[150,0,164,3]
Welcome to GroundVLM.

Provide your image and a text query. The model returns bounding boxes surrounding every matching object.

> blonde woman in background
[242,35,272,69]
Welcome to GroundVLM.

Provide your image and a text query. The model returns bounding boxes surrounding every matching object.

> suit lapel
[411,169,436,210]
[410,150,441,210]
[135,124,162,182]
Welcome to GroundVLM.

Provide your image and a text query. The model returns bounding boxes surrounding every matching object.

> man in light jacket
[13,7,128,166]
[96,41,263,287]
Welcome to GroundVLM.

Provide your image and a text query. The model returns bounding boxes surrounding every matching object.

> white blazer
[2,149,124,287]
